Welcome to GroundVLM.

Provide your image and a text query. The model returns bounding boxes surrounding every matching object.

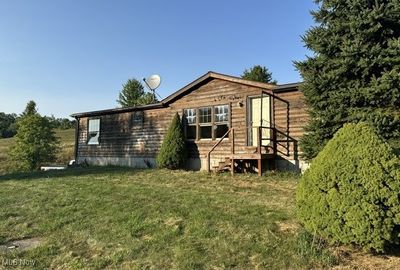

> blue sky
[0,0,317,118]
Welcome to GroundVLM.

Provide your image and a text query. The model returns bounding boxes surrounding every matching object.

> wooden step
[230,153,275,160]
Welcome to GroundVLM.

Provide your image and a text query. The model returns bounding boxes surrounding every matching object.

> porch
[206,90,290,176]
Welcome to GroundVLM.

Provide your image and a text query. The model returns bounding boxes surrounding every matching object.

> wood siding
[76,78,308,166]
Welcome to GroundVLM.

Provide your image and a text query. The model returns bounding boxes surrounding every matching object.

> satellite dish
[144,74,161,90]
[143,74,162,102]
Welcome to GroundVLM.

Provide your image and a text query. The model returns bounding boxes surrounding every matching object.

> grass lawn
[0,129,75,174]
[0,168,336,269]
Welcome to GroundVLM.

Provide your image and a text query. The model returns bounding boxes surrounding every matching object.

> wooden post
[231,159,234,176]
[258,159,262,176]
[272,128,277,155]
[207,153,211,173]
[257,126,261,154]
[231,128,235,154]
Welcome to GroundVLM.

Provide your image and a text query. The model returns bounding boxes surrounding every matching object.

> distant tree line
[44,115,76,130]
[0,112,17,138]
[0,108,75,139]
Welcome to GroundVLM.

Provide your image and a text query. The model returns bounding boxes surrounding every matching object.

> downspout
[74,117,80,163]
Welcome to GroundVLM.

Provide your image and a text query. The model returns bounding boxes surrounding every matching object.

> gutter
[70,102,165,118]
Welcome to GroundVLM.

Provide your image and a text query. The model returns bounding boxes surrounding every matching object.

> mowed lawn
[0,168,335,269]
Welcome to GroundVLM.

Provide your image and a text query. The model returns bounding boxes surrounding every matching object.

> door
[248,95,271,146]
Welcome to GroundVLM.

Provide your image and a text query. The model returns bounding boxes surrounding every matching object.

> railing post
[207,153,211,173]
[272,128,277,155]
[231,128,235,155]
[257,126,261,154]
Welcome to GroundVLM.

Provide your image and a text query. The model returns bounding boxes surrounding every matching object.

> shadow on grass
[384,243,400,257]
[0,166,144,182]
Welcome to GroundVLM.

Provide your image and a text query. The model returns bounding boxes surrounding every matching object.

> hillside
[0,129,75,174]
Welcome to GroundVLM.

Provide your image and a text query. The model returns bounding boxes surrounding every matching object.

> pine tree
[241,65,277,84]
[295,0,400,159]
[21,100,37,116]
[117,78,158,107]
[157,113,187,169]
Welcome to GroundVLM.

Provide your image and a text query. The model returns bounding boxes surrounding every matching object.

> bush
[10,113,59,171]
[296,122,400,252]
[157,113,187,169]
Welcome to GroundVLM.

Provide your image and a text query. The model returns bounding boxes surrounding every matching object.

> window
[199,107,212,139]
[214,105,229,138]
[183,109,196,140]
[183,105,230,141]
[132,111,144,126]
[88,119,100,145]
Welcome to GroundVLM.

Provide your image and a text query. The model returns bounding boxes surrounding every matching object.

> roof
[71,71,302,118]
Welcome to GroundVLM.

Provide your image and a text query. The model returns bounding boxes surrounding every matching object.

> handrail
[207,128,233,173]
[246,126,277,154]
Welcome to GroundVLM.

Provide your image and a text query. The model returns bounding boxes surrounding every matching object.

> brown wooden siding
[76,78,308,163]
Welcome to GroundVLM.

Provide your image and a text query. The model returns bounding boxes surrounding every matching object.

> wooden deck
[207,125,278,176]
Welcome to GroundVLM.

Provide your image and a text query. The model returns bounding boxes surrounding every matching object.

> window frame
[131,111,144,128]
[198,107,213,140]
[214,105,229,139]
[183,104,230,141]
[183,108,197,141]
[87,118,100,145]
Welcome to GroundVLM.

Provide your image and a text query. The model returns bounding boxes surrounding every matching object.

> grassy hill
[0,129,75,174]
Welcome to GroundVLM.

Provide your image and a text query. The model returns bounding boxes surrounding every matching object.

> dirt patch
[0,237,42,252]
[333,246,400,270]
[275,221,300,233]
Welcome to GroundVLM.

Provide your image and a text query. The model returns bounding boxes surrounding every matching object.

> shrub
[157,112,187,169]
[10,111,59,171]
[296,122,400,252]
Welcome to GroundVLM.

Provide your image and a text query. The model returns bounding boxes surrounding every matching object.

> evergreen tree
[117,78,157,107]
[157,113,187,169]
[297,122,400,252]
[295,0,400,159]
[241,65,277,84]
[21,100,37,116]
[10,102,59,171]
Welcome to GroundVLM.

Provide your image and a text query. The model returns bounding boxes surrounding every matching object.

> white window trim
[87,118,100,145]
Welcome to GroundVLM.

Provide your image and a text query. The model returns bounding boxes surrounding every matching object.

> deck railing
[206,126,278,173]
[246,126,277,154]
[206,128,234,173]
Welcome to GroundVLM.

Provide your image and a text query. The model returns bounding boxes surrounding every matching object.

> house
[71,71,308,174]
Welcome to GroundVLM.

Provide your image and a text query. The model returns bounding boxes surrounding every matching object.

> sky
[0,0,317,118]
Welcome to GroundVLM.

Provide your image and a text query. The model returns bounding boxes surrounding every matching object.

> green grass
[0,168,336,269]
[0,129,74,174]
